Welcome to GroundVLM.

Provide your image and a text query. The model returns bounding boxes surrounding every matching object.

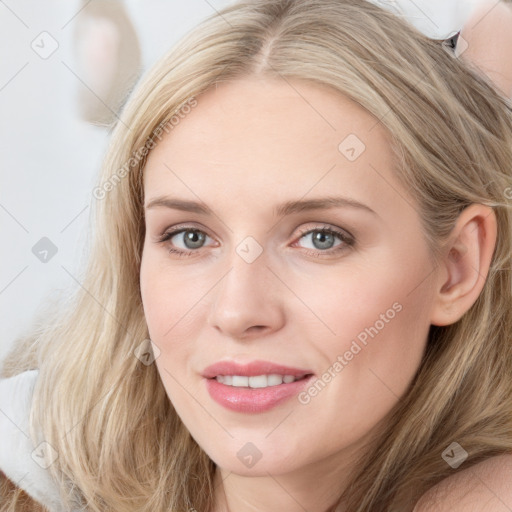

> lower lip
[204,375,314,413]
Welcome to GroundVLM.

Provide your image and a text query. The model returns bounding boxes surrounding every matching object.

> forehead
[143,77,403,213]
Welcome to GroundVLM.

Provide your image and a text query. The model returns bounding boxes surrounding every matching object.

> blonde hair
[2,0,512,510]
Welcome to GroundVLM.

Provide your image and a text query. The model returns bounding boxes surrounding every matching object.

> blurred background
[0,0,235,365]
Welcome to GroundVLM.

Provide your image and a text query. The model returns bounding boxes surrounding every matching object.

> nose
[206,245,286,340]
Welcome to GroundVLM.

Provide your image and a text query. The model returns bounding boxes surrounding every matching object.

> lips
[202,360,313,379]
[202,359,315,413]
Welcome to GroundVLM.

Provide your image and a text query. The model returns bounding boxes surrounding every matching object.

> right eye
[156,226,216,257]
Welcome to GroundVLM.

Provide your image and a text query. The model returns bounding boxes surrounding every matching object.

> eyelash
[155,224,355,259]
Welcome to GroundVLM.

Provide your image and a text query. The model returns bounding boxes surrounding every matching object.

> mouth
[202,359,314,380]
[202,360,315,413]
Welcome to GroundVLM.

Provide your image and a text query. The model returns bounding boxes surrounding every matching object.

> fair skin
[139,76,502,511]
[461,0,512,100]
[414,453,512,511]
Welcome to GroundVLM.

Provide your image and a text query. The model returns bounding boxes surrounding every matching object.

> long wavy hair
[2,1,512,510]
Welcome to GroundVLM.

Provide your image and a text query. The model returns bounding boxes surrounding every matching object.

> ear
[430,204,497,326]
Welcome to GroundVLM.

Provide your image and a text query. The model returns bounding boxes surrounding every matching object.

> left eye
[295,228,352,251]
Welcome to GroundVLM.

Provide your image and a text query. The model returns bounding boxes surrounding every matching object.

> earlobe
[430,204,497,327]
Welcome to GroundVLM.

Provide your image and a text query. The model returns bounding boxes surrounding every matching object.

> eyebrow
[144,195,377,217]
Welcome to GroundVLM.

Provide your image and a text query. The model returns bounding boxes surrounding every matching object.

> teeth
[232,375,249,387]
[267,374,283,386]
[249,375,267,388]
[215,374,300,388]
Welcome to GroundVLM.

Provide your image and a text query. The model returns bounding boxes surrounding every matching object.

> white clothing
[0,371,64,512]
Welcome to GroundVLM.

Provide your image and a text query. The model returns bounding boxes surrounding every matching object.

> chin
[206,444,303,477]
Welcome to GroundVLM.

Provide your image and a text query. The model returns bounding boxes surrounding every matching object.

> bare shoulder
[414,453,512,512]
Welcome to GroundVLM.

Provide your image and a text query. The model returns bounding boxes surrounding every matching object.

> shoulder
[0,371,64,512]
[414,453,512,512]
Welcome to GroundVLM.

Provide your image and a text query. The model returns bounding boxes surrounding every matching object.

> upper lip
[202,359,314,379]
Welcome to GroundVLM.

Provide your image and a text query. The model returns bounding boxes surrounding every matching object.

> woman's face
[140,77,438,480]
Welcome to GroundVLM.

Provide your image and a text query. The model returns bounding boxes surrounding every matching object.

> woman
[1,0,512,510]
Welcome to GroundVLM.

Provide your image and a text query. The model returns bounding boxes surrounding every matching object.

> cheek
[139,259,204,410]
[318,267,431,363]
[139,251,215,413]
[292,255,433,439]
[294,238,434,361]
[139,250,206,342]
